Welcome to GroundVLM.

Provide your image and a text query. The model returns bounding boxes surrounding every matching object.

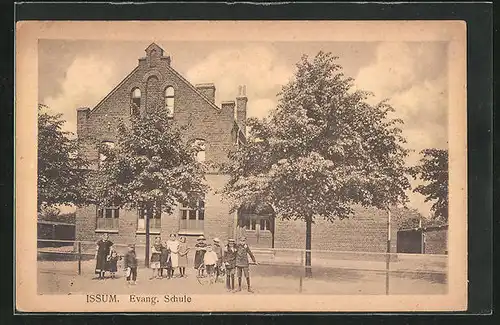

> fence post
[299,250,304,293]
[385,208,391,295]
[78,241,82,275]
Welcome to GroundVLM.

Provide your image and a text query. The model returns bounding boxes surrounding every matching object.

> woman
[150,237,162,279]
[166,233,180,278]
[160,240,171,278]
[95,233,113,279]
[194,235,207,277]
[177,236,190,277]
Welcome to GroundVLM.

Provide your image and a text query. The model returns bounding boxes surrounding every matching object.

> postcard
[15,20,467,312]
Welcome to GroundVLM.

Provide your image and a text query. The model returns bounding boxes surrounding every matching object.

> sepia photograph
[15,20,467,312]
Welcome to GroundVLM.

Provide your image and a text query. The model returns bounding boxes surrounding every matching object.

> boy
[203,244,218,284]
[213,238,223,280]
[223,239,237,291]
[235,237,257,293]
[124,244,138,285]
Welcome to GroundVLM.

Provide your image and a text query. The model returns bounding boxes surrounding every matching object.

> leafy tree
[410,149,448,221]
[37,104,89,212]
[222,52,411,276]
[391,207,424,230]
[85,106,208,266]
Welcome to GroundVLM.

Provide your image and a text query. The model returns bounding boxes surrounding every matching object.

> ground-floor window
[96,206,119,230]
[179,199,204,233]
[137,203,161,231]
[242,216,272,232]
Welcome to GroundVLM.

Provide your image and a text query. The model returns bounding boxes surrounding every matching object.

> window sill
[242,229,272,233]
[136,230,161,235]
[178,230,204,236]
[95,229,119,234]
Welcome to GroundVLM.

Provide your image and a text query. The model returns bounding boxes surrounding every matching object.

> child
[203,245,218,283]
[235,237,257,293]
[150,237,162,279]
[106,246,120,279]
[160,240,171,279]
[224,239,237,291]
[178,236,190,278]
[124,244,138,285]
[166,233,180,278]
[194,235,207,277]
[213,238,224,280]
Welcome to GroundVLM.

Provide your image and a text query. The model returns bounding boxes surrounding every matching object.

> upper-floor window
[131,88,141,116]
[193,139,206,162]
[165,86,175,118]
[99,141,115,165]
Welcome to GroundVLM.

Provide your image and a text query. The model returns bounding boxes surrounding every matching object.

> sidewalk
[38,260,447,295]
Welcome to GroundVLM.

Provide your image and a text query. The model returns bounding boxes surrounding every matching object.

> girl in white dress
[166,233,180,277]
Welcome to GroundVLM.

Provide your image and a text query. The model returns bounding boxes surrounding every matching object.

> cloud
[186,45,293,119]
[355,42,448,218]
[42,55,122,135]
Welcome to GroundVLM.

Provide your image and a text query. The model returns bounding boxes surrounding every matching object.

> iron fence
[37,239,447,295]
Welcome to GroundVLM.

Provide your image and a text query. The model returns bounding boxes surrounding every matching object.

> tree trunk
[144,204,151,268]
[305,217,312,277]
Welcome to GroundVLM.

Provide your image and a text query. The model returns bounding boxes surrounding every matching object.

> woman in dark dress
[95,233,113,279]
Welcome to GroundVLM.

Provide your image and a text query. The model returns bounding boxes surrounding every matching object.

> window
[99,141,115,165]
[243,218,271,231]
[96,206,119,230]
[131,88,141,116]
[137,203,161,232]
[244,219,257,231]
[179,199,205,232]
[165,86,174,118]
[260,218,271,231]
[193,139,206,162]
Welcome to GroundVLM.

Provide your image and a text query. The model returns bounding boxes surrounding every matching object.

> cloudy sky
[39,40,448,217]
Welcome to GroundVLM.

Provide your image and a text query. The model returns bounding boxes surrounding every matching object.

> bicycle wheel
[197,266,210,285]
[197,274,210,285]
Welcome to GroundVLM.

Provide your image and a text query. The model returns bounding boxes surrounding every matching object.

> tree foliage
[37,104,89,211]
[222,51,411,221]
[85,106,208,214]
[410,148,448,221]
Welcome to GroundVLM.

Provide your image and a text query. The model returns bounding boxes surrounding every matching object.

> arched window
[165,86,175,118]
[131,88,141,116]
[193,139,206,162]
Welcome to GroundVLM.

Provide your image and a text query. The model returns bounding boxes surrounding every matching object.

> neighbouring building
[397,225,448,255]
[75,43,400,254]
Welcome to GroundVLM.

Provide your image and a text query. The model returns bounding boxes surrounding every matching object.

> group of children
[193,235,258,292]
[94,233,259,291]
[149,234,190,280]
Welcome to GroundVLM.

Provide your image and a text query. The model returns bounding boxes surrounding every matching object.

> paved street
[38,260,447,295]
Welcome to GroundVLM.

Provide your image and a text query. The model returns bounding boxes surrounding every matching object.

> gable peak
[145,42,164,56]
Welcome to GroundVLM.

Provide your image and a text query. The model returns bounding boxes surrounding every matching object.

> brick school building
[75,43,398,253]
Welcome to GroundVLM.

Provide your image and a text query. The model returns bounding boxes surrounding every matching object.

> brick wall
[424,228,448,254]
[274,205,398,254]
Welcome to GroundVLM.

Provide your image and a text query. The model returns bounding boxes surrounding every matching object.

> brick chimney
[195,83,216,103]
[236,85,248,135]
[76,107,90,137]
[221,100,236,119]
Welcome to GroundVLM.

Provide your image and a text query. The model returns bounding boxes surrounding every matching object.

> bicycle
[196,263,226,285]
